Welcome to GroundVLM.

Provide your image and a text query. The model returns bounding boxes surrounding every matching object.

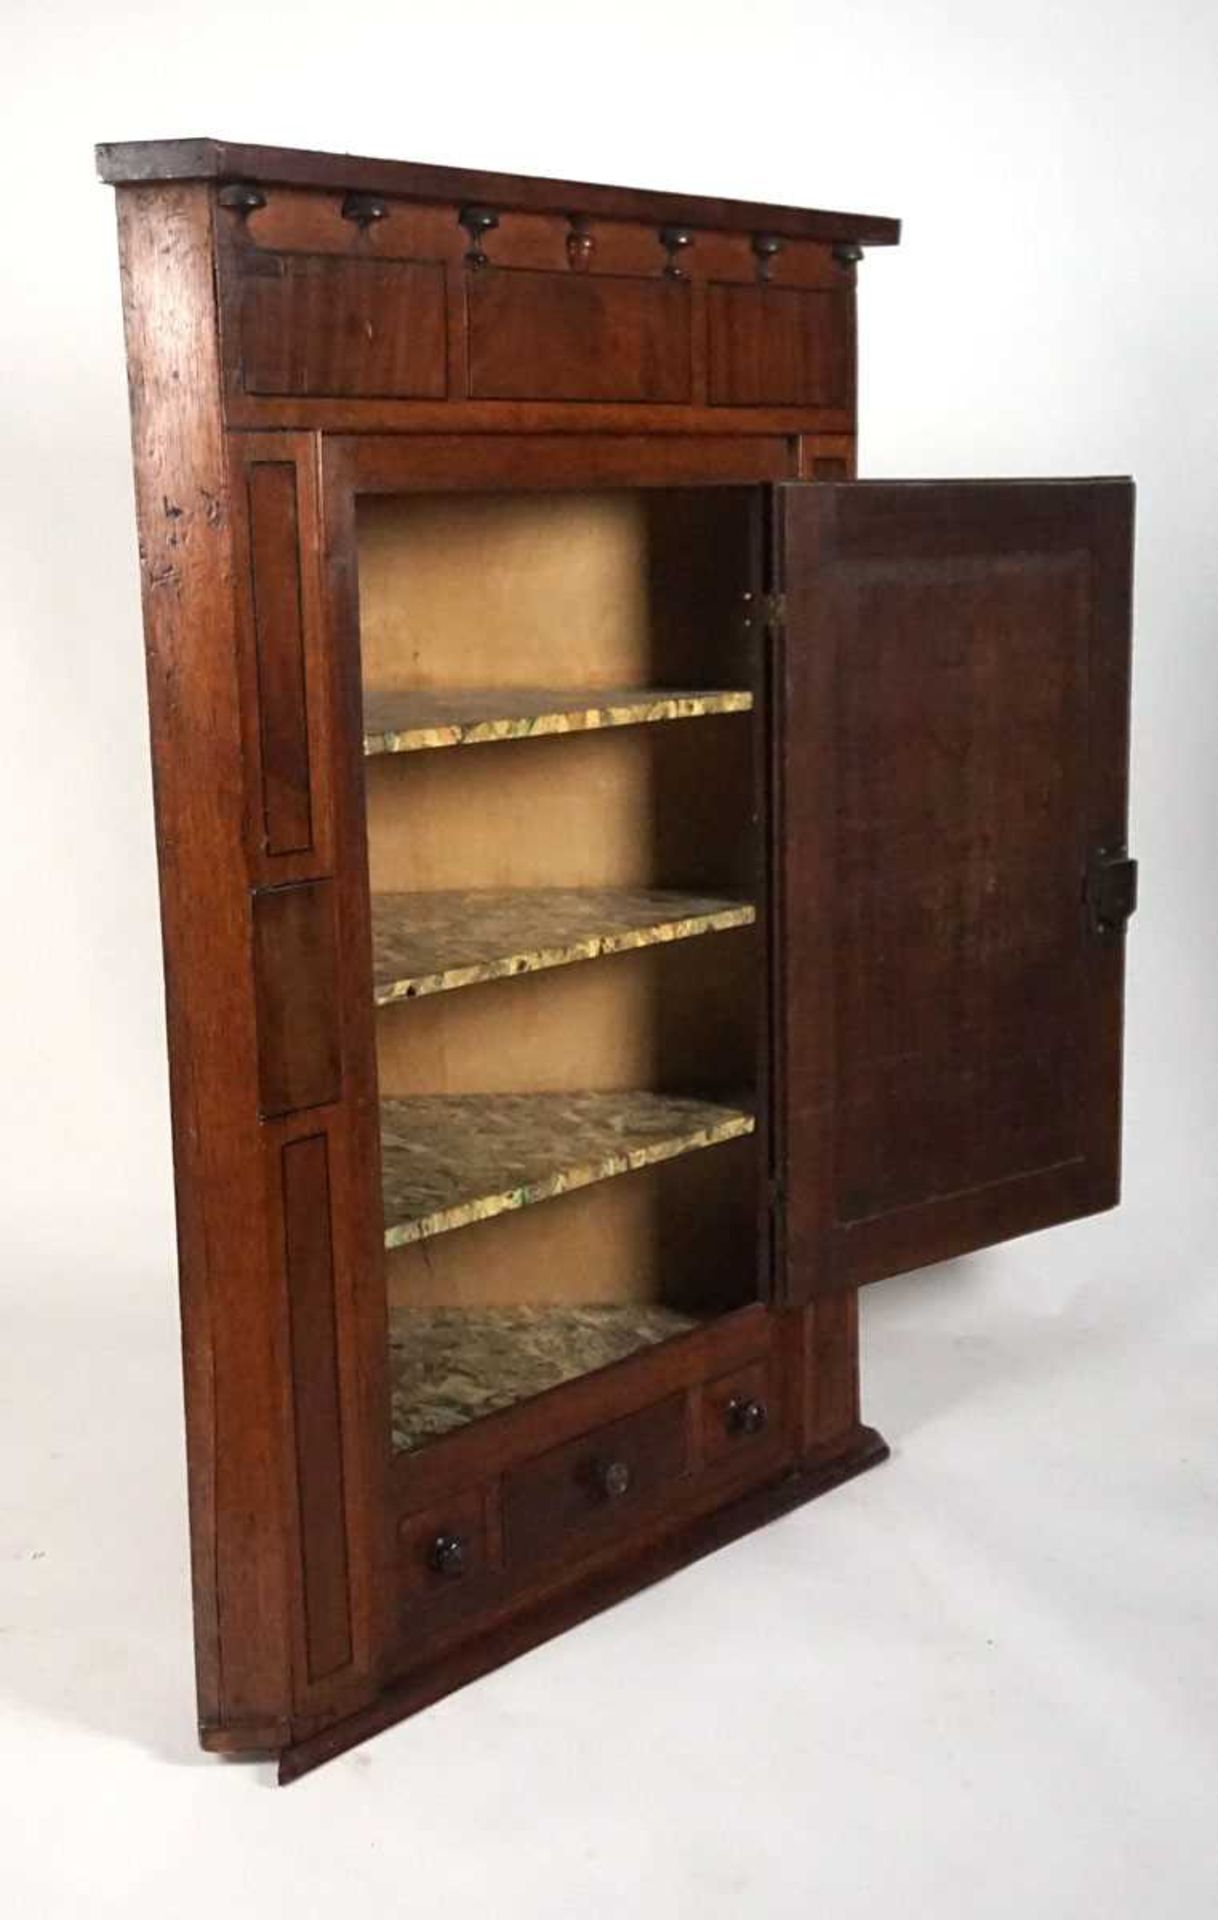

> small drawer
[700,1358,780,1468]
[397,1486,493,1604]
[504,1393,689,1567]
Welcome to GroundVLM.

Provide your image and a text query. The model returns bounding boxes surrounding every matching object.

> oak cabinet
[97,138,1136,1780]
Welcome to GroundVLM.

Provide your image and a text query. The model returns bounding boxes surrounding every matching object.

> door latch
[1085,847,1138,937]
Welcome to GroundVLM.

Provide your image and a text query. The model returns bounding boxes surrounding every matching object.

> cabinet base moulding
[276,1424,890,1783]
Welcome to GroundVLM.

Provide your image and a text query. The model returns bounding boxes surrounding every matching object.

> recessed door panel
[774,479,1135,1294]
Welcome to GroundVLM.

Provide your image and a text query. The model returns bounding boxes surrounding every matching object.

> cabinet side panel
[114,184,294,1737]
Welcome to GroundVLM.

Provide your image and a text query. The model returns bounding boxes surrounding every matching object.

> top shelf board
[363,686,754,756]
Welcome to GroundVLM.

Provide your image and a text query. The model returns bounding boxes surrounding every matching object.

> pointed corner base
[276,1423,890,1784]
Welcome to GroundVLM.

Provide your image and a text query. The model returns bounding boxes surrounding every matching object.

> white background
[3,1,1217,1913]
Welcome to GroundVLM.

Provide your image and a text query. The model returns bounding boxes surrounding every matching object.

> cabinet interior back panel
[356,489,753,691]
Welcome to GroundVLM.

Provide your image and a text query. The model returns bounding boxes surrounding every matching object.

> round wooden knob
[428,1532,468,1579]
[726,1396,768,1437]
[597,1459,633,1500]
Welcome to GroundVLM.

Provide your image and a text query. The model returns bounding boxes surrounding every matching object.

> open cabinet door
[773,480,1135,1298]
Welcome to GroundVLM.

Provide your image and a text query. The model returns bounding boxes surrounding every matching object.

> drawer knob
[427,1532,468,1579]
[596,1459,633,1501]
[725,1396,768,1437]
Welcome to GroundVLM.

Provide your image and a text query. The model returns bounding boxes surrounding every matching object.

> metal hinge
[1085,847,1138,937]
[740,589,786,637]
[766,1175,789,1305]
[769,1174,787,1235]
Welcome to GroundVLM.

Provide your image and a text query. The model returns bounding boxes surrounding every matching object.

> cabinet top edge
[93,137,901,246]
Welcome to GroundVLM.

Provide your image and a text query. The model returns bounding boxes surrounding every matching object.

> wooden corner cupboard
[96,137,1137,1781]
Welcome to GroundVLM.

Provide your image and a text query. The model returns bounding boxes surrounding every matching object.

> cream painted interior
[356,487,763,1320]
[356,487,753,691]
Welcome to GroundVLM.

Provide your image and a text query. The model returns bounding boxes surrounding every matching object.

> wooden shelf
[389,1303,704,1451]
[363,685,753,755]
[380,1091,755,1248]
[371,887,756,1004]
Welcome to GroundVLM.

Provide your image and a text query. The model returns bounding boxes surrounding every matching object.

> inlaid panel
[247,461,313,854]
[281,1133,352,1681]
[708,284,850,407]
[467,270,691,402]
[252,880,342,1118]
[239,254,447,397]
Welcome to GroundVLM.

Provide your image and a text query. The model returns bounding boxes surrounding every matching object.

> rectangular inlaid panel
[239,254,447,397]
[708,284,849,407]
[363,686,752,755]
[379,1091,756,1247]
[776,479,1134,1292]
[252,880,341,1118]
[836,555,1088,1212]
[467,270,691,402]
[247,462,313,855]
[370,888,756,1002]
[502,1393,689,1566]
[281,1134,352,1681]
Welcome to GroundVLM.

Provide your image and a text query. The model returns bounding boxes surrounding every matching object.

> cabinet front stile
[223,430,391,1744]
